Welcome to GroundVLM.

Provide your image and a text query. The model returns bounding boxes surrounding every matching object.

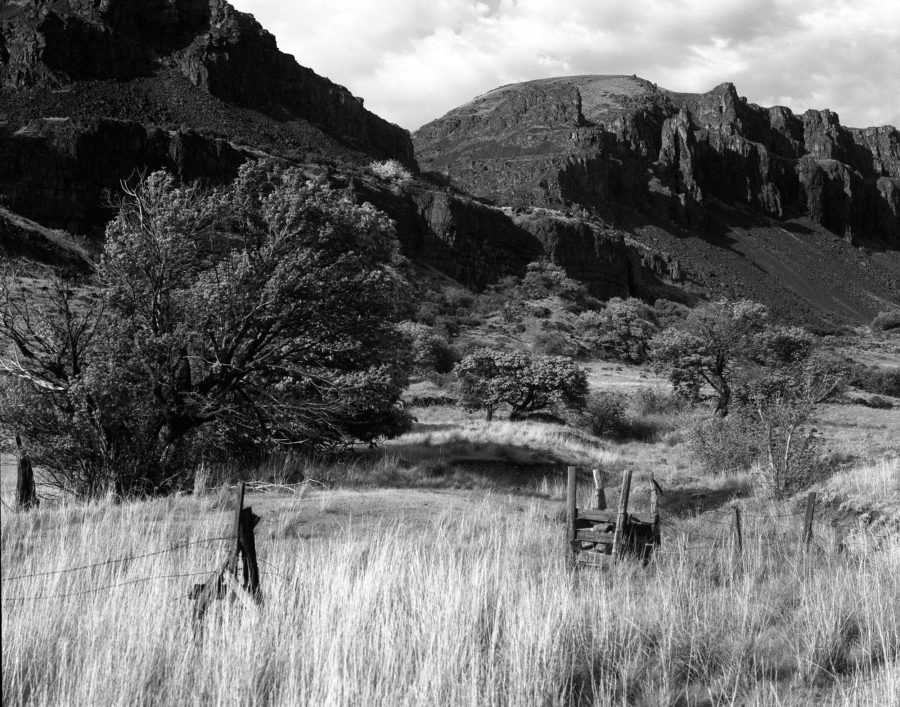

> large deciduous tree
[650,299,769,416]
[0,160,413,497]
[456,349,587,421]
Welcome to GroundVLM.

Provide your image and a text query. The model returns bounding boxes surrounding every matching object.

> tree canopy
[0,160,413,497]
[456,348,587,421]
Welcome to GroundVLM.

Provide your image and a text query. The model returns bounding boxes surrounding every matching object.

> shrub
[519,261,588,302]
[629,388,690,417]
[369,159,412,184]
[398,322,456,374]
[872,309,900,331]
[584,392,629,438]
[690,362,838,498]
[848,364,900,397]
[689,416,759,475]
[533,331,577,357]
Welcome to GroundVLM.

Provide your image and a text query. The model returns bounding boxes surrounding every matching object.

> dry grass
[2,473,899,706]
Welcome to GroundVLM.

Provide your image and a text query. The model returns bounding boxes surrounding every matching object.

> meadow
[2,361,899,706]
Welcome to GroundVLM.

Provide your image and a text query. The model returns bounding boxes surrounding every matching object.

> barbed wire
[1,569,217,602]
[1,536,232,583]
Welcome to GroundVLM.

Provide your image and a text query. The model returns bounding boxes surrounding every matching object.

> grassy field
[2,364,899,706]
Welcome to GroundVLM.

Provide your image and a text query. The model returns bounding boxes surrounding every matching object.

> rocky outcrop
[0,205,91,269]
[0,117,245,234]
[414,77,900,248]
[0,0,413,164]
[349,177,649,299]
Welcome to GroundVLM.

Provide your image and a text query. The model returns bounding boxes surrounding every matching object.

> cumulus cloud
[234,0,900,130]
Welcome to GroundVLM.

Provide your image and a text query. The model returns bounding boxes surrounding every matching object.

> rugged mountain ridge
[414,76,900,249]
[0,4,656,306]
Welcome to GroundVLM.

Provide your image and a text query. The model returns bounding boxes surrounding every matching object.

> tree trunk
[15,435,38,511]
[713,380,731,417]
[485,405,493,422]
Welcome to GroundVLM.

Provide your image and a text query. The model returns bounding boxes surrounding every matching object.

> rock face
[415,76,900,248]
[0,118,245,234]
[0,0,415,237]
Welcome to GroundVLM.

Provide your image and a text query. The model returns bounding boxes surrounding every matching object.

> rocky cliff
[414,76,900,249]
[1,0,413,164]
[0,0,416,236]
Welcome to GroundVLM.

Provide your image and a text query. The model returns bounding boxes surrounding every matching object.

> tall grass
[2,484,898,706]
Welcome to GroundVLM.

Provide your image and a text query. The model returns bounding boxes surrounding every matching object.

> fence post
[592,468,606,510]
[831,521,844,554]
[802,492,817,550]
[228,481,245,574]
[566,466,577,570]
[238,507,262,601]
[15,435,38,511]
[731,505,743,561]
[611,469,632,560]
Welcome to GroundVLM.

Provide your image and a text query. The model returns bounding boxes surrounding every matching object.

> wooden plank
[611,469,632,559]
[592,468,606,510]
[566,466,576,570]
[575,529,615,544]
[576,551,612,566]
[575,509,656,525]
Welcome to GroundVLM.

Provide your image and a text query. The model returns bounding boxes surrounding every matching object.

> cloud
[233,0,900,131]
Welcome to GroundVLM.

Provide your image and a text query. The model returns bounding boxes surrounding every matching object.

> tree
[456,349,587,421]
[651,299,769,416]
[577,297,657,363]
[0,160,413,497]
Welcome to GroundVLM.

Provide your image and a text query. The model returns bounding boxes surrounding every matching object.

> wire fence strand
[1,569,218,602]
[1,536,233,583]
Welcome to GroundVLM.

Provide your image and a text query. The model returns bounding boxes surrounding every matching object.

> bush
[398,322,456,374]
[848,364,900,397]
[584,392,629,438]
[629,388,690,417]
[369,159,412,185]
[519,261,588,302]
[690,362,837,498]
[690,416,759,475]
[872,309,900,331]
[533,331,577,357]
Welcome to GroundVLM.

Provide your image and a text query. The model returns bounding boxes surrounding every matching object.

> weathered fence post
[592,468,606,510]
[191,480,262,628]
[15,435,38,511]
[802,492,817,550]
[611,469,632,560]
[566,466,577,570]
[238,507,261,601]
[731,505,743,561]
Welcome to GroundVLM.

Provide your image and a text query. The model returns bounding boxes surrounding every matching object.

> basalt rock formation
[414,76,900,249]
[0,0,413,237]
[414,76,900,322]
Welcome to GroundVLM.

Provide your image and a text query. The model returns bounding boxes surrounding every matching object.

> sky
[233,0,900,132]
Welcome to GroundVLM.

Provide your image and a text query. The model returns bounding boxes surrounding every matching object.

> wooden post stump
[802,492,817,550]
[15,435,38,511]
[566,466,577,570]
